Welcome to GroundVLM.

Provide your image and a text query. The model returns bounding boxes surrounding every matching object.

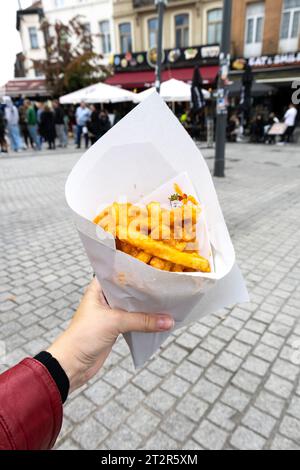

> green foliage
[34,16,112,96]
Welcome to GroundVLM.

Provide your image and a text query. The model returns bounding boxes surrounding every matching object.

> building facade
[107,0,223,89]
[231,0,300,58]
[16,0,115,80]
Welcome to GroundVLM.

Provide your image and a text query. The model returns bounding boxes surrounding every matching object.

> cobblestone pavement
[1,143,300,450]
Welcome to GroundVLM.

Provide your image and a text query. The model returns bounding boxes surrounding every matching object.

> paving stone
[194,420,228,450]
[105,424,142,450]
[143,430,178,450]
[132,369,161,393]
[103,366,131,389]
[221,386,251,412]
[160,411,195,442]
[64,396,96,424]
[270,435,300,450]
[146,388,177,415]
[72,417,109,449]
[280,416,300,443]
[115,383,145,411]
[192,378,222,404]
[177,394,209,422]
[161,374,190,398]
[232,370,261,394]
[127,407,160,438]
[204,364,232,387]
[84,380,116,406]
[161,343,188,364]
[242,355,270,377]
[255,390,285,419]
[242,407,276,438]
[265,374,294,399]
[94,400,129,431]
[230,426,266,450]
[175,359,203,384]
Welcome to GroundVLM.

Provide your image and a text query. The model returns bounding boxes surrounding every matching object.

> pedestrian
[19,104,33,149]
[0,107,8,154]
[24,99,41,150]
[283,103,298,143]
[39,105,56,150]
[0,278,174,450]
[75,101,91,149]
[53,100,67,148]
[264,112,279,144]
[3,97,22,153]
[251,114,265,143]
[98,110,111,139]
[88,105,101,145]
[36,102,44,149]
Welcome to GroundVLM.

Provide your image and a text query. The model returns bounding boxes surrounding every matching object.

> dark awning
[3,78,48,97]
[106,66,219,89]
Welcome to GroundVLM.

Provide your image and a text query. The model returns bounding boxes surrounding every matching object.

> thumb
[115,311,174,334]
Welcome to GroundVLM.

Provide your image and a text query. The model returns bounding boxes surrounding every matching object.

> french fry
[117,225,210,272]
[150,257,173,271]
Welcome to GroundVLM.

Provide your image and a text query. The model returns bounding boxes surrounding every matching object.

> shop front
[106,44,220,91]
[231,52,300,117]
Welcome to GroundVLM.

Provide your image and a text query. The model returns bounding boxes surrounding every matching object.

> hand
[47,278,174,393]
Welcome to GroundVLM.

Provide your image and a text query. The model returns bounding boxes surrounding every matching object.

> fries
[93,183,211,273]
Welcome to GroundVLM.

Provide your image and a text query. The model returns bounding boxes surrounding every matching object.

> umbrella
[60,82,136,104]
[228,81,276,97]
[134,79,210,103]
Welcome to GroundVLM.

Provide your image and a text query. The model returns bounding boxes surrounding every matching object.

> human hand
[47,278,174,393]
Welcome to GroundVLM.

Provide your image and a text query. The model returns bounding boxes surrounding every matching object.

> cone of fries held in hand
[66,92,249,367]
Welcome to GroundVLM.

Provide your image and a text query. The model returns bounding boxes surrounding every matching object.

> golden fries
[93,183,210,273]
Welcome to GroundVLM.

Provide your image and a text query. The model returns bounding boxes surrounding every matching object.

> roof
[17,2,44,30]
[3,78,48,97]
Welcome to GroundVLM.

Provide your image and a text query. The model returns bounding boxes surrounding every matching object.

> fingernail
[156,315,174,331]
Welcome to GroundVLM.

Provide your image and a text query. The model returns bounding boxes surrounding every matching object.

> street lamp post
[155,0,167,93]
[214,0,232,178]
[18,0,22,9]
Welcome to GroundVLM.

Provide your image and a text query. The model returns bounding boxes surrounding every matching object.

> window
[175,14,189,48]
[207,9,222,44]
[119,22,132,53]
[54,0,64,6]
[280,0,300,39]
[245,3,265,44]
[29,27,39,49]
[99,20,111,54]
[148,17,158,48]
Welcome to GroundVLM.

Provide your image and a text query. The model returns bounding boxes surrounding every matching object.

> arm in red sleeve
[0,358,63,450]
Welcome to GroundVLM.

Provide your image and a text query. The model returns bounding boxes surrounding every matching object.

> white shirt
[284,107,297,127]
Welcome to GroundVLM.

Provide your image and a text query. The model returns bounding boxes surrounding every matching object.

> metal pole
[214,0,232,177]
[18,0,22,9]
[155,0,166,93]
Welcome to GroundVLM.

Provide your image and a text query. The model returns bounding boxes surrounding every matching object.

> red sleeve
[0,358,63,450]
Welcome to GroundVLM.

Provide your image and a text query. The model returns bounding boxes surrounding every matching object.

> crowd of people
[0,98,116,155]
[227,103,298,145]
[0,96,298,155]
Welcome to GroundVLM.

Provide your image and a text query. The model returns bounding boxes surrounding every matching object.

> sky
[0,0,32,86]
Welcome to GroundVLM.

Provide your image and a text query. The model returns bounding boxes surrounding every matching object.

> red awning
[106,66,219,89]
[4,78,48,97]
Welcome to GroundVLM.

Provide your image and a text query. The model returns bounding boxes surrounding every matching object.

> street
[0,142,300,450]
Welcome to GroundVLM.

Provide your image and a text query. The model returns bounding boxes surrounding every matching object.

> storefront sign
[113,44,220,73]
[232,52,300,70]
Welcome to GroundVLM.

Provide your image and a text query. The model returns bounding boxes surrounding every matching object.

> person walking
[75,101,90,149]
[24,100,41,150]
[19,104,33,149]
[53,100,67,148]
[283,103,298,143]
[0,107,8,154]
[88,105,101,145]
[98,110,111,138]
[40,105,56,150]
[3,97,22,153]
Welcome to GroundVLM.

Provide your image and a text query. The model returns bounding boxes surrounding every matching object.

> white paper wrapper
[66,92,249,368]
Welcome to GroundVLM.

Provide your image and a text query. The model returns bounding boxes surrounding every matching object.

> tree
[34,16,112,97]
